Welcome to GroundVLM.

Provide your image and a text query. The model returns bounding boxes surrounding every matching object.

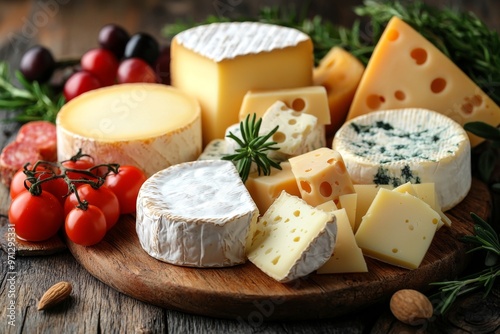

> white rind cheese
[247,191,337,282]
[332,108,471,211]
[56,84,202,177]
[136,160,259,268]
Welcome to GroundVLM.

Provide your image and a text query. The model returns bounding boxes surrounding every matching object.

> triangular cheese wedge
[346,16,500,147]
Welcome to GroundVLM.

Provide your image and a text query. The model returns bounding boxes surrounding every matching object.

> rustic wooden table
[1,1,499,333]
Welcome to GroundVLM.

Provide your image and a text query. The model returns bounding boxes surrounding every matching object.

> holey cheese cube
[171,22,313,145]
[247,191,337,282]
[332,108,471,211]
[355,188,440,270]
[289,148,355,206]
[136,160,258,268]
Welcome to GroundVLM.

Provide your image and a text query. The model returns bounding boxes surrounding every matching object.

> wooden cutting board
[67,178,490,321]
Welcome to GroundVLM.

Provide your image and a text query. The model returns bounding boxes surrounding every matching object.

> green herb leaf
[464,122,500,141]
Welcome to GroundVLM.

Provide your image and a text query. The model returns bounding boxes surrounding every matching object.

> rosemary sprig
[430,213,500,314]
[222,114,281,183]
[0,62,64,123]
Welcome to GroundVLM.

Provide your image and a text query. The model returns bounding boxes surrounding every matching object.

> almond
[390,289,433,325]
[37,281,72,310]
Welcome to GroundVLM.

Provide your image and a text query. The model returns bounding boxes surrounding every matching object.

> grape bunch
[19,24,170,102]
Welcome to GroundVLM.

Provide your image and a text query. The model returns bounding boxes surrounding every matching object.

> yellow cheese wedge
[338,193,357,230]
[355,188,440,269]
[313,47,364,135]
[346,16,500,147]
[171,22,313,145]
[317,208,368,274]
[353,184,392,232]
[56,84,201,177]
[289,148,355,206]
[239,86,331,125]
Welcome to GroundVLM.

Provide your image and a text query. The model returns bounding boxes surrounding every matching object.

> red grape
[63,71,102,101]
[81,48,119,86]
[155,46,171,85]
[19,45,55,82]
[117,58,157,84]
[98,24,130,59]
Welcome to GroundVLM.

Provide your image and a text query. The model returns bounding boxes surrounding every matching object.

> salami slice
[16,121,57,161]
[0,141,43,186]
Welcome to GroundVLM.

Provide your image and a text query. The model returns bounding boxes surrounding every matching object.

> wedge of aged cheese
[332,108,471,211]
[313,47,365,135]
[136,160,258,267]
[353,184,392,232]
[239,86,330,125]
[247,191,337,282]
[245,162,301,213]
[171,22,314,145]
[317,208,368,274]
[289,147,355,206]
[346,16,500,147]
[338,193,357,230]
[355,188,440,269]
[56,84,201,177]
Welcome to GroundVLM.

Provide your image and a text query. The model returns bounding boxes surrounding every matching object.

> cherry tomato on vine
[64,184,120,231]
[10,168,68,204]
[65,205,107,246]
[62,158,98,186]
[117,58,156,84]
[9,190,64,242]
[81,48,119,86]
[63,71,102,101]
[104,165,147,214]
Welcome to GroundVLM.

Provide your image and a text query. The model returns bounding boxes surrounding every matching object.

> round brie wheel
[56,83,202,177]
[136,160,259,268]
[332,108,471,211]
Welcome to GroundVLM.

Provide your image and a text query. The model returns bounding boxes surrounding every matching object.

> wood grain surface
[65,179,490,321]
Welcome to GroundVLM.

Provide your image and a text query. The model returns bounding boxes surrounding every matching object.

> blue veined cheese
[136,160,259,267]
[332,108,471,211]
[197,139,226,160]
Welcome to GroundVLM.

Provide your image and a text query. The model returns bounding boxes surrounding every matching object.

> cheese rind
[346,16,500,147]
[56,84,202,177]
[247,191,337,282]
[332,108,471,211]
[136,160,258,267]
[355,188,440,269]
[171,22,313,145]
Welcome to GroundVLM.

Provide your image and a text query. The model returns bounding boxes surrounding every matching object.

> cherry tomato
[65,205,107,246]
[62,159,98,186]
[10,168,68,204]
[104,165,147,214]
[63,71,102,101]
[64,184,120,231]
[9,190,64,242]
[81,48,119,86]
[117,58,156,84]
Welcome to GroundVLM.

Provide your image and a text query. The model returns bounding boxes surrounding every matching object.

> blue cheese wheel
[136,160,259,267]
[332,108,471,211]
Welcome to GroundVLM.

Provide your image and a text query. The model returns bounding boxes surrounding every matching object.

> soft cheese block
[346,16,500,147]
[355,188,440,270]
[171,22,314,145]
[289,147,355,206]
[136,160,259,267]
[247,191,337,282]
[239,86,330,125]
[313,47,365,135]
[57,84,201,177]
[332,108,471,211]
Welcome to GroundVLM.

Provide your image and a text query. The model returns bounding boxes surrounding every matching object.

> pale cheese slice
[247,191,337,282]
[136,160,258,268]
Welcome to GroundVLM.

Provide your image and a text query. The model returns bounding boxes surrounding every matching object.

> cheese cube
[239,86,330,126]
[260,101,318,156]
[313,47,365,135]
[171,22,314,145]
[245,162,301,213]
[317,208,368,274]
[355,188,440,269]
[247,191,337,282]
[289,148,355,206]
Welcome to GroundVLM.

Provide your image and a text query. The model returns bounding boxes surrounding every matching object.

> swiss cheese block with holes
[313,47,365,135]
[354,188,441,270]
[171,22,314,145]
[57,84,201,177]
[247,191,337,282]
[289,147,355,207]
[136,160,259,267]
[346,16,500,147]
[239,86,331,125]
[332,108,471,211]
